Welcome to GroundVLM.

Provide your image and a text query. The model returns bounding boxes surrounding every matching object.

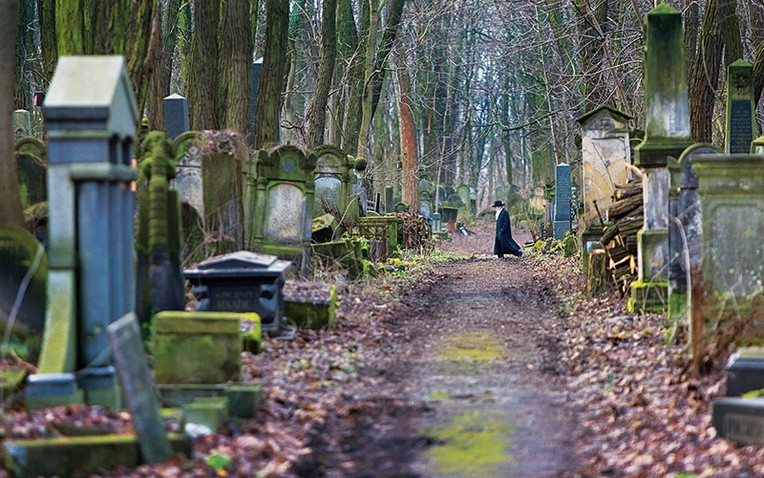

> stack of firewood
[600,178,643,295]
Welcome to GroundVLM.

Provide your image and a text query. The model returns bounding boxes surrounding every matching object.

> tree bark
[38,0,57,82]
[55,0,86,55]
[252,0,290,149]
[342,0,369,155]
[393,50,419,212]
[146,0,181,130]
[0,0,25,227]
[305,0,338,149]
[125,0,159,118]
[221,0,254,136]
[186,0,222,130]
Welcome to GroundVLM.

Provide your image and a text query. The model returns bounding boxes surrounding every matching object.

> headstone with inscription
[184,251,292,336]
[712,398,764,446]
[725,60,755,154]
[107,314,173,463]
[553,163,572,239]
[312,145,361,221]
[15,137,47,208]
[629,4,693,312]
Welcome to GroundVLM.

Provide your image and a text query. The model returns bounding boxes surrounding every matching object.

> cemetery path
[298,226,581,477]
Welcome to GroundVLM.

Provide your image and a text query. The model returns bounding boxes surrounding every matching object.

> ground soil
[296,224,581,477]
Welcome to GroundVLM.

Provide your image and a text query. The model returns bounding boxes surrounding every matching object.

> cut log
[587,249,610,296]
[614,181,642,201]
[608,194,643,221]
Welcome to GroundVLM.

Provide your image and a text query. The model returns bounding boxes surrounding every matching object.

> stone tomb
[163,93,189,140]
[184,251,292,336]
[724,348,764,397]
[713,398,764,446]
[312,145,363,221]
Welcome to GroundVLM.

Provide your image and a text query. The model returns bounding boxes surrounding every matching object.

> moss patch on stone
[424,411,512,475]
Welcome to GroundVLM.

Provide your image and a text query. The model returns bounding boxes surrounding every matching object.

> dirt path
[300,227,581,477]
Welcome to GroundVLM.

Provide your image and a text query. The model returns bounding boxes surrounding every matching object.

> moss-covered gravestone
[249,144,317,275]
[172,131,205,265]
[629,4,693,312]
[312,145,363,221]
[13,109,32,141]
[201,131,246,255]
[134,132,185,325]
[15,137,47,210]
[0,226,47,360]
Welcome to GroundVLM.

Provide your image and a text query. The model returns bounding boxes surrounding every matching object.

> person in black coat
[493,200,522,258]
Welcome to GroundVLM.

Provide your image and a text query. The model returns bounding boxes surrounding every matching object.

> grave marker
[630,4,693,312]
[13,109,32,141]
[107,314,173,463]
[248,58,263,145]
[725,60,755,154]
[163,94,189,140]
[553,163,572,239]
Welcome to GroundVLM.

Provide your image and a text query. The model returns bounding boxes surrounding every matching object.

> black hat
[492,200,505,207]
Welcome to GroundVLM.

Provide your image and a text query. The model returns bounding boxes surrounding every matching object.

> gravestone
[312,145,359,221]
[725,60,755,154]
[184,251,291,336]
[107,314,173,463]
[13,109,32,141]
[431,212,442,233]
[752,135,764,154]
[249,144,317,275]
[553,163,572,239]
[201,130,246,255]
[630,4,693,312]
[248,58,263,146]
[134,132,185,325]
[669,144,721,325]
[0,226,47,358]
[385,186,394,214]
[693,154,764,344]
[172,131,204,221]
[163,94,189,140]
[575,105,632,228]
[26,56,138,409]
[15,137,47,209]
[713,398,764,446]
[457,184,471,218]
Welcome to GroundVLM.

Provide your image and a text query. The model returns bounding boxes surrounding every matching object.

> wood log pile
[391,212,431,250]
[600,178,643,295]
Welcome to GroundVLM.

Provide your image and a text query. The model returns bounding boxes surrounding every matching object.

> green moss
[437,333,503,361]
[425,411,512,475]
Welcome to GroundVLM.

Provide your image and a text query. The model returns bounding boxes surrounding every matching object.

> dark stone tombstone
[0,226,47,354]
[163,94,189,140]
[670,144,721,322]
[725,60,755,154]
[15,138,47,209]
[553,163,572,239]
[384,186,394,214]
[725,348,764,396]
[712,398,764,446]
[107,313,174,463]
[248,58,263,146]
[184,251,292,336]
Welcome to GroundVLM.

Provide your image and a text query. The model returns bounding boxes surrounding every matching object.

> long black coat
[494,208,522,257]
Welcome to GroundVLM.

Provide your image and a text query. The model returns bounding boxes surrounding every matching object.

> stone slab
[726,349,764,396]
[2,433,190,478]
[712,398,764,446]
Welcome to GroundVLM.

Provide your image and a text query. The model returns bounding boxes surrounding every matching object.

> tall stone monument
[629,4,693,312]
[575,105,632,228]
[725,59,756,154]
[248,58,263,146]
[163,94,189,140]
[26,56,139,409]
[553,163,572,239]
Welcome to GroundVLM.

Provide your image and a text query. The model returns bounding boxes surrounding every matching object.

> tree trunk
[221,0,254,136]
[125,0,159,118]
[0,0,25,227]
[251,0,290,149]
[573,0,609,110]
[186,0,222,130]
[394,50,419,212]
[342,0,368,155]
[355,0,379,159]
[146,0,181,130]
[55,0,86,55]
[38,0,57,82]
[93,0,129,55]
[305,0,338,149]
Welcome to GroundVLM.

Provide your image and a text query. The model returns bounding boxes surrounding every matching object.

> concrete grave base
[712,398,764,446]
[3,433,191,478]
[285,285,338,329]
[158,383,262,419]
[628,279,668,313]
